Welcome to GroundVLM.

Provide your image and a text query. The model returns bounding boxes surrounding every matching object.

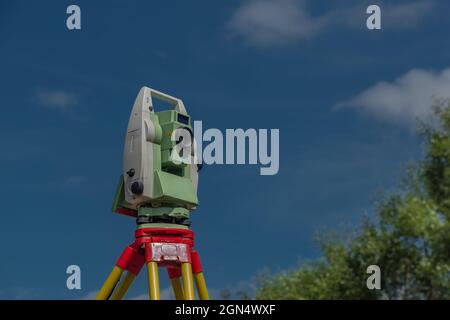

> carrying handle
[142,87,187,115]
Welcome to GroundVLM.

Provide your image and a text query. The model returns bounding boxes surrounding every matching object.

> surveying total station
[96,87,209,300]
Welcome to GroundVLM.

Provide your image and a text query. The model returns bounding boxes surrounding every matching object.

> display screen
[177,113,190,125]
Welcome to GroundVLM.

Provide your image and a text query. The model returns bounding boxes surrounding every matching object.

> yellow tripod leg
[170,277,185,300]
[110,271,136,300]
[96,266,124,300]
[181,263,195,300]
[146,262,160,300]
[194,272,210,300]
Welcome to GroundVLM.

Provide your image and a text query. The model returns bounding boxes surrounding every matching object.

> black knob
[131,181,144,195]
[126,168,135,177]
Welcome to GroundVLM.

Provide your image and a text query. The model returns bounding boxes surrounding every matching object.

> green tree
[254,104,450,300]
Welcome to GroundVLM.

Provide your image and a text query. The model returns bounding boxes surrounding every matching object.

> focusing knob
[126,168,135,177]
[131,181,144,195]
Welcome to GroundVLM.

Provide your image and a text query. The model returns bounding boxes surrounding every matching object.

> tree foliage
[254,104,450,300]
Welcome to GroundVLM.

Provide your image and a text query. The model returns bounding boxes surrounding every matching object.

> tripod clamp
[96,227,208,300]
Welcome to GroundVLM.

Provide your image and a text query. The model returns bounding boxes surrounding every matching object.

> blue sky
[0,0,449,299]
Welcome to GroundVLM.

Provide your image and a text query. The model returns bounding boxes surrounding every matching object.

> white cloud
[0,287,40,299]
[382,0,435,29]
[227,0,435,47]
[336,68,450,127]
[33,88,78,111]
[227,0,327,47]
